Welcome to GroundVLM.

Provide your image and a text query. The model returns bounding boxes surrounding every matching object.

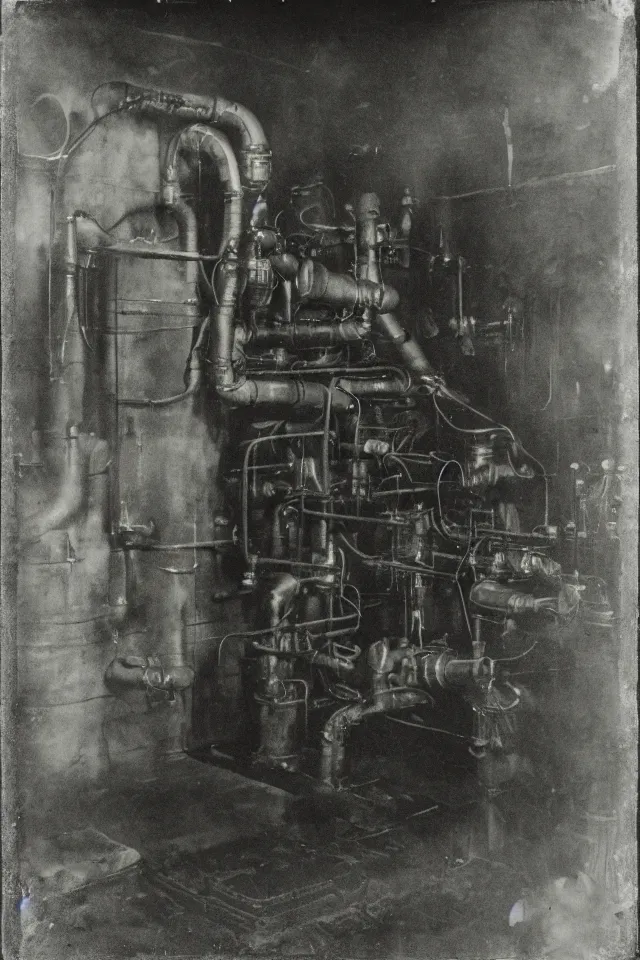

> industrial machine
[18,82,609,841]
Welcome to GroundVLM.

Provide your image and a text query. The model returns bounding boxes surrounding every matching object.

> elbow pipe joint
[166,124,242,195]
[21,426,86,543]
[269,253,300,280]
[104,656,194,699]
[213,95,271,190]
[320,688,427,787]
[166,125,243,256]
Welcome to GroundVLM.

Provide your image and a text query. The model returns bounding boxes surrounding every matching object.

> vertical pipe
[436,197,453,262]
[356,192,381,283]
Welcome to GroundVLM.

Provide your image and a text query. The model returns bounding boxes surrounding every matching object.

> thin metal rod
[95,245,222,262]
[371,486,438,497]
[302,507,410,527]
[433,165,616,202]
[247,365,409,378]
[255,557,341,572]
[123,541,232,551]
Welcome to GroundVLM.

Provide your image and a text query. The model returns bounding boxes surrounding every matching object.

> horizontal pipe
[419,647,494,691]
[246,365,412,399]
[337,532,456,579]
[94,245,221,262]
[251,644,356,676]
[302,508,410,527]
[336,376,410,396]
[297,260,399,312]
[431,164,617,202]
[246,319,371,348]
[247,364,410,379]
[371,485,436,498]
[217,377,352,409]
[255,557,341,572]
[473,526,554,543]
[443,656,493,686]
[469,580,542,614]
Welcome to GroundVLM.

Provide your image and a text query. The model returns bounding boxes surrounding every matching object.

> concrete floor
[17,750,536,959]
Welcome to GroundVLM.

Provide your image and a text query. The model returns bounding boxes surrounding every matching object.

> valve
[242,555,259,590]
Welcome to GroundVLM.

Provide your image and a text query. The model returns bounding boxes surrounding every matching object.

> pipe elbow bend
[21,435,87,542]
[214,97,271,190]
[215,379,259,407]
[104,656,194,695]
[22,491,85,543]
[323,703,364,743]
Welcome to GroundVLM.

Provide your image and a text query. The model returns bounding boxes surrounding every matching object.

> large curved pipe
[21,426,86,543]
[165,124,243,257]
[107,82,271,191]
[320,688,429,787]
[107,187,206,408]
[179,133,351,413]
